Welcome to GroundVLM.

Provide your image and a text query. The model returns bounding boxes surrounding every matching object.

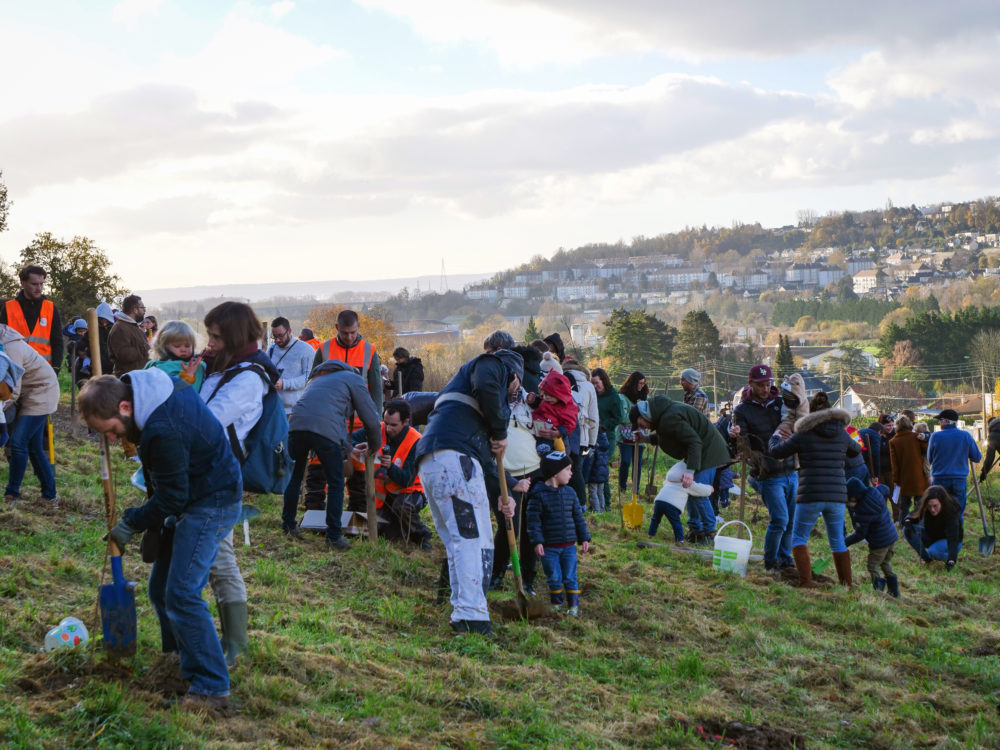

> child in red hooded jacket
[530,371,579,453]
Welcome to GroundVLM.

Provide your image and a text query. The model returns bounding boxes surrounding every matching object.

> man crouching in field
[79,372,242,711]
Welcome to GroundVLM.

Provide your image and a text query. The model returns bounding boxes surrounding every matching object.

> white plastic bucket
[712,520,753,577]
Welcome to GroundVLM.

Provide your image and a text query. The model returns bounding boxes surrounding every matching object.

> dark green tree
[827,343,872,383]
[0,170,10,233]
[19,233,128,317]
[775,334,795,378]
[603,308,677,373]
[523,315,541,343]
[673,310,722,367]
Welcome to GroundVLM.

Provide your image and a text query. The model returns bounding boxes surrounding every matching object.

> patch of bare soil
[682,717,808,749]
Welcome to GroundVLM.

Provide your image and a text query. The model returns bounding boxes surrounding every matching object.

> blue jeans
[904,524,961,562]
[648,500,684,542]
[933,477,968,513]
[752,473,798,564]
[687,467,718,534]
[282,431,345,541]
[541,545,579,596]
[148,491,241,697]
[618,444,645,491]
[791,501,846,553]
[5,414,56,499]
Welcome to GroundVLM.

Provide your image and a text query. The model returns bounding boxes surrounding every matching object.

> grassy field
[2,396,1000,748]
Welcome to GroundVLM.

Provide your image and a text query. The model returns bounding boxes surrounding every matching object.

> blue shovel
[100,540,137,658]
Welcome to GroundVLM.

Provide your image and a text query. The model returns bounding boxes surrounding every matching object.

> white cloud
[270,1,295,19]
[357,0,1000,64]
[112,0,165,27]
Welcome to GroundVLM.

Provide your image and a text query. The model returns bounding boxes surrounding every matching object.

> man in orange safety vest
[348,399,432,549]
[1,264,63,370]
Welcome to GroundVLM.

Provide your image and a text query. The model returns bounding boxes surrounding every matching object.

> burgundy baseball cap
[748,364,773,383]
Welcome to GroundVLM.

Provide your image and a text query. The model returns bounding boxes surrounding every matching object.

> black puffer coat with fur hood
[768,408,860,504]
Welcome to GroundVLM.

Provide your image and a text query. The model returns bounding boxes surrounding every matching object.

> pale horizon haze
[1,1,998,291]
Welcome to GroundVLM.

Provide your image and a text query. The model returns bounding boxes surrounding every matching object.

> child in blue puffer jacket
[586,429,610,513]
[845,477,900,597]
[527,451,591,616]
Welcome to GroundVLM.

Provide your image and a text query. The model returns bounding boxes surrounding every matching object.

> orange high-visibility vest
[374,424,423,503]
[320,338,375,384]
[303,338,321,351]
[5,299,53,362]
[321,337,377,431]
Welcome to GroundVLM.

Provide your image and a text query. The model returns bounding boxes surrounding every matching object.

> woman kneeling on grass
[768,392,861,588]
[903,485,963,570]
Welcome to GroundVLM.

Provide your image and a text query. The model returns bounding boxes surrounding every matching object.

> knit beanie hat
[680,368,701,386]
[299,328,315,339]
[540,450,572,480]
[539,351,563,375]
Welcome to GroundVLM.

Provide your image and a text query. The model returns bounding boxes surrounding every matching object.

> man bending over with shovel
[79,371,242,711]
[416,347,522,636]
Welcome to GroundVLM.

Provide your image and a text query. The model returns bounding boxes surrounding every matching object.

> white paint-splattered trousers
[418,450,494,624]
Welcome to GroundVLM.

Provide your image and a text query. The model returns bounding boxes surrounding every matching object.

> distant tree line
[878,305,1000,366]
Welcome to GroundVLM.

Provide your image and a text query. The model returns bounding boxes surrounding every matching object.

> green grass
[2,398,1000,748]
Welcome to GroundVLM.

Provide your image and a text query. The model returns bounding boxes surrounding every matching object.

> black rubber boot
[885,574,900,599]
[872,577,886,592]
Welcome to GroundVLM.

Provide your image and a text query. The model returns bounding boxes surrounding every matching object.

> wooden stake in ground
[365,452,378,541]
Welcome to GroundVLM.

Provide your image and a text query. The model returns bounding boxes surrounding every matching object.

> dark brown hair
[621,371,649,404]
[808,391,830,412]
[204,301,263,373]
[337,309,359,327]
[18,264,46,282]
[591,367,613,393]
[78,375,130,420]
[912,485,960,523]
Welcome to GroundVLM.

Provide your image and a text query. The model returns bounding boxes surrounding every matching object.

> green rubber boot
[219,601,249,667]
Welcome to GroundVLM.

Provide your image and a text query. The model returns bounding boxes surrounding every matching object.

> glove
[107,520,139,550]
[946,560,956,571]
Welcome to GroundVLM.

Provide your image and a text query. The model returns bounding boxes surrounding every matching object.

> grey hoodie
[126,368,175,429]
[289,359,381,453]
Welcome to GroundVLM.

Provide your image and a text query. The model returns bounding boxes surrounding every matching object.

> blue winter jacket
[845,483,898,549]
[526,483,591,547]
[123,378,242,531]
[416,352,513,472]
[587,429,610,484]
[858,428,882,477]
[928,424,982,480]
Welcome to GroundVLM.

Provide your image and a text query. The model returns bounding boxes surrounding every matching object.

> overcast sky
[1,1,998,290]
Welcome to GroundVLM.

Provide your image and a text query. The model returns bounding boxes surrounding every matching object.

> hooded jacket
[644,395,731,474]
[533,371,578,434]
[121,368,242,531]
[289,359,381,454]
[107,311,150,376]
[416,350,520,472]
[845,480,898,549]
[0,325,59,416]
[769,408,860,504]
[563,360,599,448]
[911,495,964,561]
[391,356,424,395]
[514,345,543,394]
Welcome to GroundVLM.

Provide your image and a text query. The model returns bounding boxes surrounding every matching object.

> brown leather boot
[792,545,816,588]
[833,551,853,588]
